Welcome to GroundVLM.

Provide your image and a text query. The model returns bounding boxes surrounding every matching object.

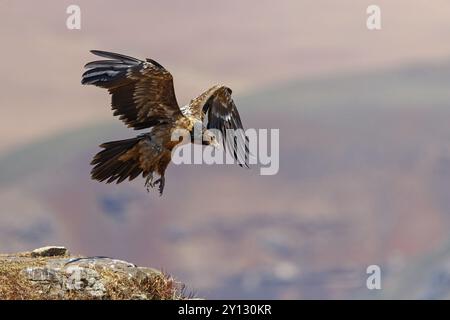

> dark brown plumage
[82,50,248,195]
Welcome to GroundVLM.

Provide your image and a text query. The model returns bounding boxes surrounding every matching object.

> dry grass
[98,267,186,300]
[0,259,46,299]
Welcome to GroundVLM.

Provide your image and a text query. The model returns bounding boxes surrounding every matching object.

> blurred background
[1,0,450,299]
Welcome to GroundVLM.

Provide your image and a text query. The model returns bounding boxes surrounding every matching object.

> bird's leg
[153,175,165,196]
[144,172,154,192]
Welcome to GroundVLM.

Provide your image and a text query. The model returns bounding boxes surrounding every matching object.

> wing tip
[88,50,141,63]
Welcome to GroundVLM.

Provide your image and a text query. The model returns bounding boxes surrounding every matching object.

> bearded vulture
[82,50,249,195]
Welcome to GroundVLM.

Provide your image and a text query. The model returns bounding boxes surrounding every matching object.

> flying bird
[82,50,249,195]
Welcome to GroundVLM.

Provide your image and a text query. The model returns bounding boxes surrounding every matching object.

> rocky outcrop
[0,246,186,300]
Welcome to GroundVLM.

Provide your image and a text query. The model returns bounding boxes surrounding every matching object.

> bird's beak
[212,140,220,148]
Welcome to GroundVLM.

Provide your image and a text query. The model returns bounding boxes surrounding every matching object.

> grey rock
[31,246,68,257]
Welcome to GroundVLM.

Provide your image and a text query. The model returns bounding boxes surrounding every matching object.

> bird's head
[191,121,220,148]
[202,129,220,148]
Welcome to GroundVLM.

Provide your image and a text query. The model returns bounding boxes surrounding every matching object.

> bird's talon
[158,177,165,195]
[144,173,154,191]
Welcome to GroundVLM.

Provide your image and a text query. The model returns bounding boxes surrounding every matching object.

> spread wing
[185,85,249,167]
[82,50,183,129]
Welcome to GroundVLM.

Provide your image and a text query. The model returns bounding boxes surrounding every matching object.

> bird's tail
[90,136,144,184]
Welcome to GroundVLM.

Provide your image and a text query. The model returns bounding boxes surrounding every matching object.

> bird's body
[82,50,248,194]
